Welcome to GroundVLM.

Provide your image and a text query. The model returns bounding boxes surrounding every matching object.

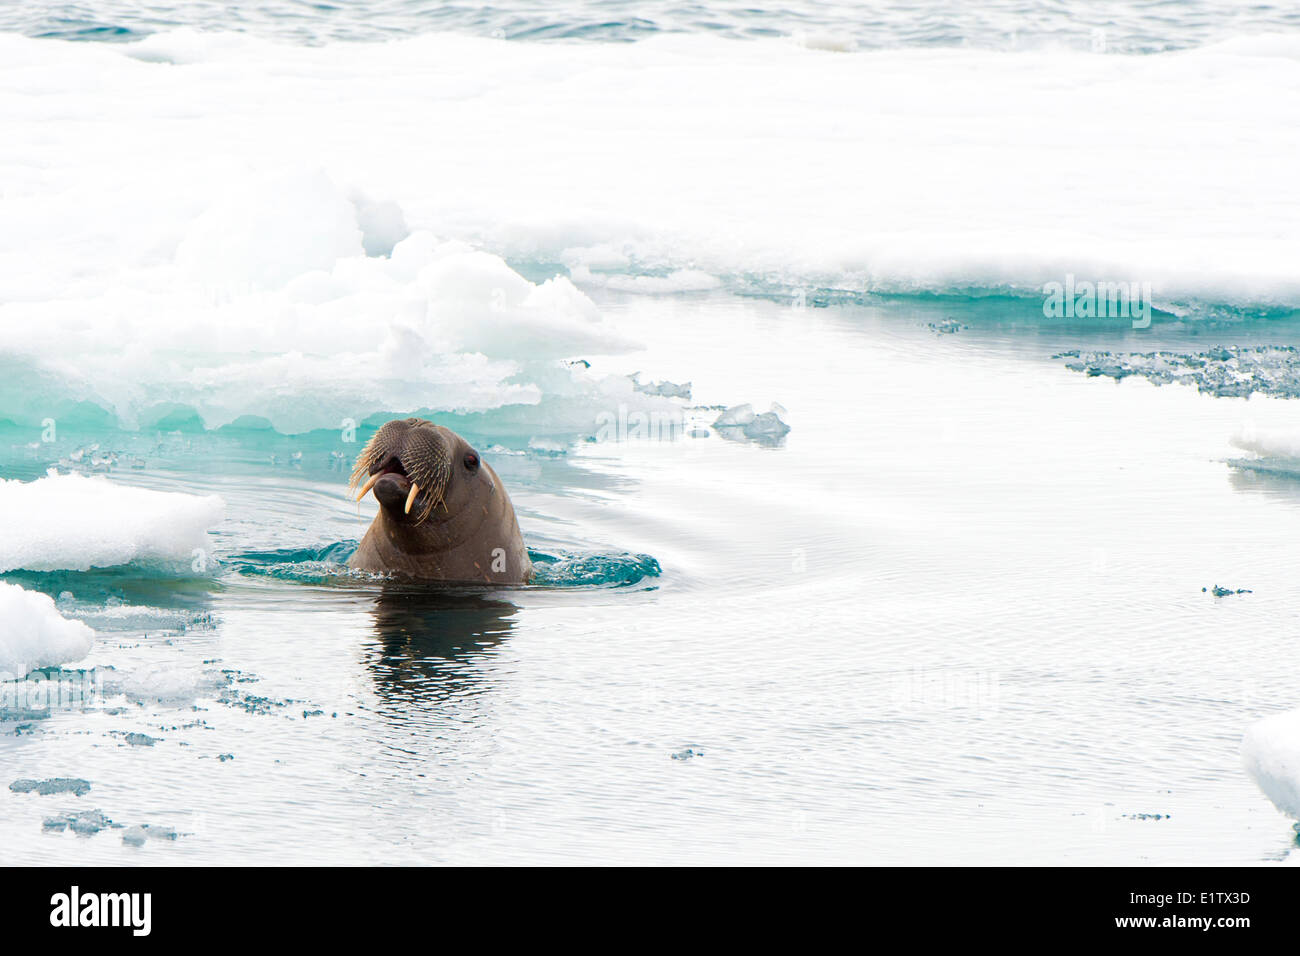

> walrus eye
[463,450,480,471]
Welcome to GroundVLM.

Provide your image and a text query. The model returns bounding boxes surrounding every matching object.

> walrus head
[349,417,483,525]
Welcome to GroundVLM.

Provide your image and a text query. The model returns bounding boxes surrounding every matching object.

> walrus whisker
[404,482,420,514]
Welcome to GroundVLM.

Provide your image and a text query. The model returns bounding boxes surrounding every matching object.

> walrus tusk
[404,482,420,514]
[355,472,382,502]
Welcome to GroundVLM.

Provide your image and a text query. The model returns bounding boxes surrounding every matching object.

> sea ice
[9,777,92,797]
[713,404,756,428]
[0,582,95,681]
[1242,708,1300,820]
[42,809,120,836]
[713,403,791,441]
[0,472,224,573]
[122,824,180,846]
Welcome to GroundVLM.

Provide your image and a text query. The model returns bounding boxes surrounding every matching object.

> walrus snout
[371,470,412,512]
[349,418,453,523]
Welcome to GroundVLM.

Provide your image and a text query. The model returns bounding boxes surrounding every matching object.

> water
[8,0,1300,51]
[2,2,1300,864]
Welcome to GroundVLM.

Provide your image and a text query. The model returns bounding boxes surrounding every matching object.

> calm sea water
[2,1,1299,864]
[6,0,1300,50]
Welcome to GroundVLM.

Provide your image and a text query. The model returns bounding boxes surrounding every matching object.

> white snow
[0,582,95,681]
[1,30,1298,432]
[1231,427,1300,461]
[0,472,225,573]
[1242,708,1300,820]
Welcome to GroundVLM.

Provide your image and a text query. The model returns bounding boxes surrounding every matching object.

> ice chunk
[1231,426,1300,461]
[713,403,791,441]
[632,375,692,400]
[743,411,792,440]
[111,664,223,705]
[713,404,756,428]
[122,824,180,846]
[0,472,224,573]
[0,582,95,681]
[1242,708,1300,820]
[10,777,91,797]
[42,809,120,836]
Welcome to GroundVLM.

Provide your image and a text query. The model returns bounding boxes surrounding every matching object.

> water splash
[229,542,661,589]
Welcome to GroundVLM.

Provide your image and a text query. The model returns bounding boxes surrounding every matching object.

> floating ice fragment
[1230,427,1300,461]
[0,582,95,681]
[1203,585,1252,597]
[744,412,792,440]
[631,374,692,399]
[928,319,964,334]
[122,824,179,846]
[9,777,91,797]
[0,473,224,573]
[1242,708,1300,820]
[713,403,791,442]
[713,404,755,428]
[43,809,120,836]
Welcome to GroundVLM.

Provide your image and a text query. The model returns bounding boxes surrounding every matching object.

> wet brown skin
[347,418,531,585]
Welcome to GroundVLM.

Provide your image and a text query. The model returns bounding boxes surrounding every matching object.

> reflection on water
[1227,460,1300,504]
[365,588,518,707]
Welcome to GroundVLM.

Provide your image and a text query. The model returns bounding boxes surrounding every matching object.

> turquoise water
[2,3,1300,864]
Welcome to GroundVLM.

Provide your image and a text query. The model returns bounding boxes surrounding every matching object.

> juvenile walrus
[348,418,531,585]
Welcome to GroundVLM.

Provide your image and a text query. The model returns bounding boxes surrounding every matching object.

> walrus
[347,418,532,585]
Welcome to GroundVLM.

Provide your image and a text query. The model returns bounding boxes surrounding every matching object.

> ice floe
[0,472,224,573]
[1242,708,1300,821]
[0,582,95,681]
